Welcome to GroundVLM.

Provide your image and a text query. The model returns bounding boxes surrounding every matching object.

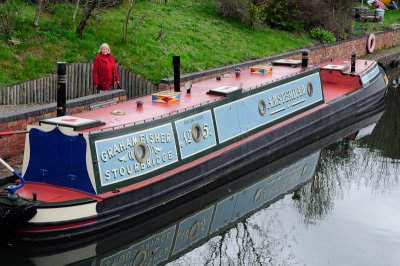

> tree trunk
[33,0,43,26]
[76,0,98,39]
[73,0,80,22]
[123,0,136,43]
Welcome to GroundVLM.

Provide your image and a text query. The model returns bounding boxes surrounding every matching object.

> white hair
[99,43,111,54]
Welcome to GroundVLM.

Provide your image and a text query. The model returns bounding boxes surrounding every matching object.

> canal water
[168,72,400,266]
[2,71,400,266]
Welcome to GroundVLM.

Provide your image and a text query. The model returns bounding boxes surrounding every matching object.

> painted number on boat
[175,110,217,159]
[94,123,178,186]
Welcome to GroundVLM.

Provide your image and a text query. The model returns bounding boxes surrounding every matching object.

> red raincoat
[92,53,119,91]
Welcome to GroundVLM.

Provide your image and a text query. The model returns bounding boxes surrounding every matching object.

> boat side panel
[174,110,217,159]
[214,72,324,143]
[93,123,178,192]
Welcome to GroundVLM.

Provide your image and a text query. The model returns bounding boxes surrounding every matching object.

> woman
[92,43,119,92]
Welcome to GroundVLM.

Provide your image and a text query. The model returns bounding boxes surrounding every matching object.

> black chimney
[301,49,309,68]
[351,52,356,72]
[57,62,66,117]
[173,56,180,92]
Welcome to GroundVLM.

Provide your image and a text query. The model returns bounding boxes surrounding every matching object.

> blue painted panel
[209,194,239,234]
[215,72,323,143]
[174,110,217,159]
[172,206,214,255]
[100,226,176,266]
[213,102,241,143]
[94,123,178,187]
[24,128,95,194]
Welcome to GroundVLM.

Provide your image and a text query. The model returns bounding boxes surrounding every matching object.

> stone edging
[0,90,126,124]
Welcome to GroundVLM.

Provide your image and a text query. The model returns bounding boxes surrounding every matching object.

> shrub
[309,27,336,43]
[263,0,303,32]
[216,0,268,28]
[298,0,354,39]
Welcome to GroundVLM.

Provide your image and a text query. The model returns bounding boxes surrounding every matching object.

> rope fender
[0,203,37,230]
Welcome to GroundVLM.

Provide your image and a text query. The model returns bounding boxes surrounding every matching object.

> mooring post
[173,56,180,92]
[57,62,67,117]
[351,52,357,72]
[301,49,309,68]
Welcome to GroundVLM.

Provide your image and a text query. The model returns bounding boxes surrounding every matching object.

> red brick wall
[293,30,400,64]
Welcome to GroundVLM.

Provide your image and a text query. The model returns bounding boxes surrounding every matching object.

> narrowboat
[0,53,387,243]
[1,108,384,264]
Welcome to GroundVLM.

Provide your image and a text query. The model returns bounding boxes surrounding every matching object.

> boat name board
[214,72,323,143]
[94,123,178,187]
[174,110,217,159]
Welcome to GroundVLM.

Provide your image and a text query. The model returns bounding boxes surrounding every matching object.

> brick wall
[294,30,400,64]
[0,91,126,160]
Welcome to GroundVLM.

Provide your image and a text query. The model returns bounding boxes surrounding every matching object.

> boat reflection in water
[3,111,384,266]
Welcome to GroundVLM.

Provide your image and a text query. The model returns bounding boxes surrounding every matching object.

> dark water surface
[3,72,400,266]
[168,73,400,266]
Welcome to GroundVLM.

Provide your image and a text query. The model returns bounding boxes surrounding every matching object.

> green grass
[0,0,312,86]
[1,0,399,87]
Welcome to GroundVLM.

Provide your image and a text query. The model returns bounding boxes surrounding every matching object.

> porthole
[134,142,148,163]
[258,99,267,116]
[191,123,202,143]
[307,82,313,96]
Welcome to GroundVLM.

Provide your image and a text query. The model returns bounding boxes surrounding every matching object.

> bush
[0,0,22,36]
[298,0,354,39]
[216,0,267,28]
[263,0,303,32]
[309,27,336,43]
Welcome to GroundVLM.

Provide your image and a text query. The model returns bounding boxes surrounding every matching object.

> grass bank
[0,0,313,87]
[1,0,399,87]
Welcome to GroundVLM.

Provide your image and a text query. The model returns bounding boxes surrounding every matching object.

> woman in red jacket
[92,43,119,92]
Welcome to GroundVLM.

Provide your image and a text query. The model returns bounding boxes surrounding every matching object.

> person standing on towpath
[92,43,119,93]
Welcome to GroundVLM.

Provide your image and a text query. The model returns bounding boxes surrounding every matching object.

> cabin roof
[70,59,375,133]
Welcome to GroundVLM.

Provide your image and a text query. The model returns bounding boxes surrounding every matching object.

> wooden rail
[0,64,157,105]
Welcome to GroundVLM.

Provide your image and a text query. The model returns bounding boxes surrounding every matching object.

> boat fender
[367,34,376,54]
[0,203,37,230]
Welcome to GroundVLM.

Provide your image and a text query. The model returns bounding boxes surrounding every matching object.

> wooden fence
[0,63,157,105]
